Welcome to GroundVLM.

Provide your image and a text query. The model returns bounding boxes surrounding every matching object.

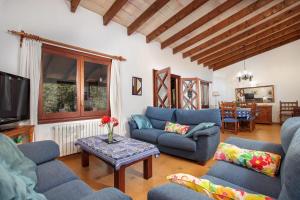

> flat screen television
[244,93,255,100]
[0,71,30,130]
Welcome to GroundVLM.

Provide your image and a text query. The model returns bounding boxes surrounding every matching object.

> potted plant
[100,116,119,143]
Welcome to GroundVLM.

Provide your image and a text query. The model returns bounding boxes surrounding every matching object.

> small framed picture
[132,77,142,96]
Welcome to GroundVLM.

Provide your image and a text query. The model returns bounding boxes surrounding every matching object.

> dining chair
[220,102,239,134]
[280,101,298,124]
[293,107,300,117]
[239,102,257,132]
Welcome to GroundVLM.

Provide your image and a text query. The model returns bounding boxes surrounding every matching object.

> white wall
[212,39,300,123]
[0,0,213,140]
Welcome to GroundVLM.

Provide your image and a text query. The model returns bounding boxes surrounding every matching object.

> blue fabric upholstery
[207,161,281,198]
[175,109,221,127]
[145,106,176,121]
[279,128,300,200]
[131,114,153,129]
[157,133,196,152]
[149,118,167,130]
[35,160,78,193]
[43,180,92,200]
[18,140,59,165]
[131,128,165,143]
[81,188,132,200]
[148,183,211,200]
[225,137,285,157]
[280,117,300,153]
[192,126,220,140]
[184,122,215,138]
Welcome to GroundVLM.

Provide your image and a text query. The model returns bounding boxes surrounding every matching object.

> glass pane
[157,72,169,107]
[84,61,108,112]
[42,52,77,113]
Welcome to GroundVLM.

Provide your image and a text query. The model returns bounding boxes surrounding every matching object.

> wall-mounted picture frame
[132,77,142,96]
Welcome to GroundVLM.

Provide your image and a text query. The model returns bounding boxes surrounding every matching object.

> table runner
[75,135,160,170]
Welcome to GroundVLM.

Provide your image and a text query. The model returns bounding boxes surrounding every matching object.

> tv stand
[3,125,34,143]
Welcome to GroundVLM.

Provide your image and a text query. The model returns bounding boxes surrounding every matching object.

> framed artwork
[132,77,142,96]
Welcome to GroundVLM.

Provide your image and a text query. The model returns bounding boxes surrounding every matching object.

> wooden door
[181,78,200,110]
[153,67,171,108]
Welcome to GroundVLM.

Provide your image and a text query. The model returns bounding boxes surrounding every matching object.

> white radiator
[53,120,104,156]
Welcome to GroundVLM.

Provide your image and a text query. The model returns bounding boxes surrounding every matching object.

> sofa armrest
[148,183,212,200]
[128,120,138,133]
[81,188,132,200]
[192,126,220,140]
[225,137,285,157]
[18,140,60,165]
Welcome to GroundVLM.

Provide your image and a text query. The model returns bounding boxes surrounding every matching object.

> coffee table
[75,135,160,192]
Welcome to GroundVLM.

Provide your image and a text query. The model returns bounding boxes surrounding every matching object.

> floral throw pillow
[164,122,190,135]
[214,143,281,177]
[167,173,273,200]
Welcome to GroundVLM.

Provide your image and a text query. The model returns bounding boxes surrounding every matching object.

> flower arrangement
[100,116,119,143]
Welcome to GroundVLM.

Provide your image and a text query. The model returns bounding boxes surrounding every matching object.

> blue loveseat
[129,107,221,164]
[18,140,131,200]
[148,117,300,200]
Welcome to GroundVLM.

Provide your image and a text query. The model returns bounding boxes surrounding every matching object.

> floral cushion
[167,173,273,200]
[164,122,190,135]
[214,143,281,177]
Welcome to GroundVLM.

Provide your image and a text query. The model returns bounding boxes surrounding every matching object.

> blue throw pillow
[184,122,215,137]
[131,115,153,129]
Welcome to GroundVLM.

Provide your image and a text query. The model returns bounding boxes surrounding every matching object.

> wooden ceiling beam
[127,0,170,36]
[184,0,298,57]
[192,4,300,63]
[71,0,81,13]
[160,0,241,49]
[206,23,300,67]
[180,0,273,57]
[103,0,128,25]
[201,15,300,65]
[146,0,208,43]
[211,31,300,70]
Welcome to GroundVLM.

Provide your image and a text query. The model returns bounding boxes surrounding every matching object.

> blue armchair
[18,140,131,200]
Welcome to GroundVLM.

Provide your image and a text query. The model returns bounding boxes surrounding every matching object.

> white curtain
[110,59,124,135]
[19,39,42,125]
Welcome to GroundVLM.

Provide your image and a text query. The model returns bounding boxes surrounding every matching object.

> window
[38,44,111,123]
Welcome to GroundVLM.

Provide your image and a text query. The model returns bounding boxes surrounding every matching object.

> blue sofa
[148,117,300,200]
[18,140,131,200]
[129,107,221,164]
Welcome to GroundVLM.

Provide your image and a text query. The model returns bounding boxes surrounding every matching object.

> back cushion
[279,128,300,200]
[145,107,176,130]
[175,109,221,126]
[281,117,300,153]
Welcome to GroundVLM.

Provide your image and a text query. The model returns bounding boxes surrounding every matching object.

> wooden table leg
[143,156,152,179]
[81,150,90,167]
[114,166,125,192]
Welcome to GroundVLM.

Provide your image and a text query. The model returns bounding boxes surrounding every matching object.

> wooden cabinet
[3,125,34,143]
[256,105,272,124]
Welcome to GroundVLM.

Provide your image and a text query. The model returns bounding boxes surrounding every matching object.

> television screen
[0,71,30,125]
[245,93,255,100]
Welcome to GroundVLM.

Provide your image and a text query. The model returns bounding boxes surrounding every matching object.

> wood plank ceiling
[73,0,300,70]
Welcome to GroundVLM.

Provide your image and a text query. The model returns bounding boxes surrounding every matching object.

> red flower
[249,156,268,171]
[101,116,111,124]
[111,117,119,127]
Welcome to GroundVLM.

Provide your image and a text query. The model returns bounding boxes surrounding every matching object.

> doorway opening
[171,74,181,108]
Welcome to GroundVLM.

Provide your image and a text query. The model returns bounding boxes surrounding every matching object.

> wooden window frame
[38,44,111,124]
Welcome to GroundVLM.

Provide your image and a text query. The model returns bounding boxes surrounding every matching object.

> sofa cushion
[207,161,281,198]
[81,188,132,200]
[35,160,78,193]
[280,117,300,153]
[131,114,153,129]
[192,126,220,140]
[146,107,176,130]
[158,133,196,152]
[131,128,165,144]
[175,109,221,126]
[148,183,211,200]
[225,137,285,157]
[165,122,190,135]
[43,180,92,200]
[184,122,215,138]
[280,128,300,200]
